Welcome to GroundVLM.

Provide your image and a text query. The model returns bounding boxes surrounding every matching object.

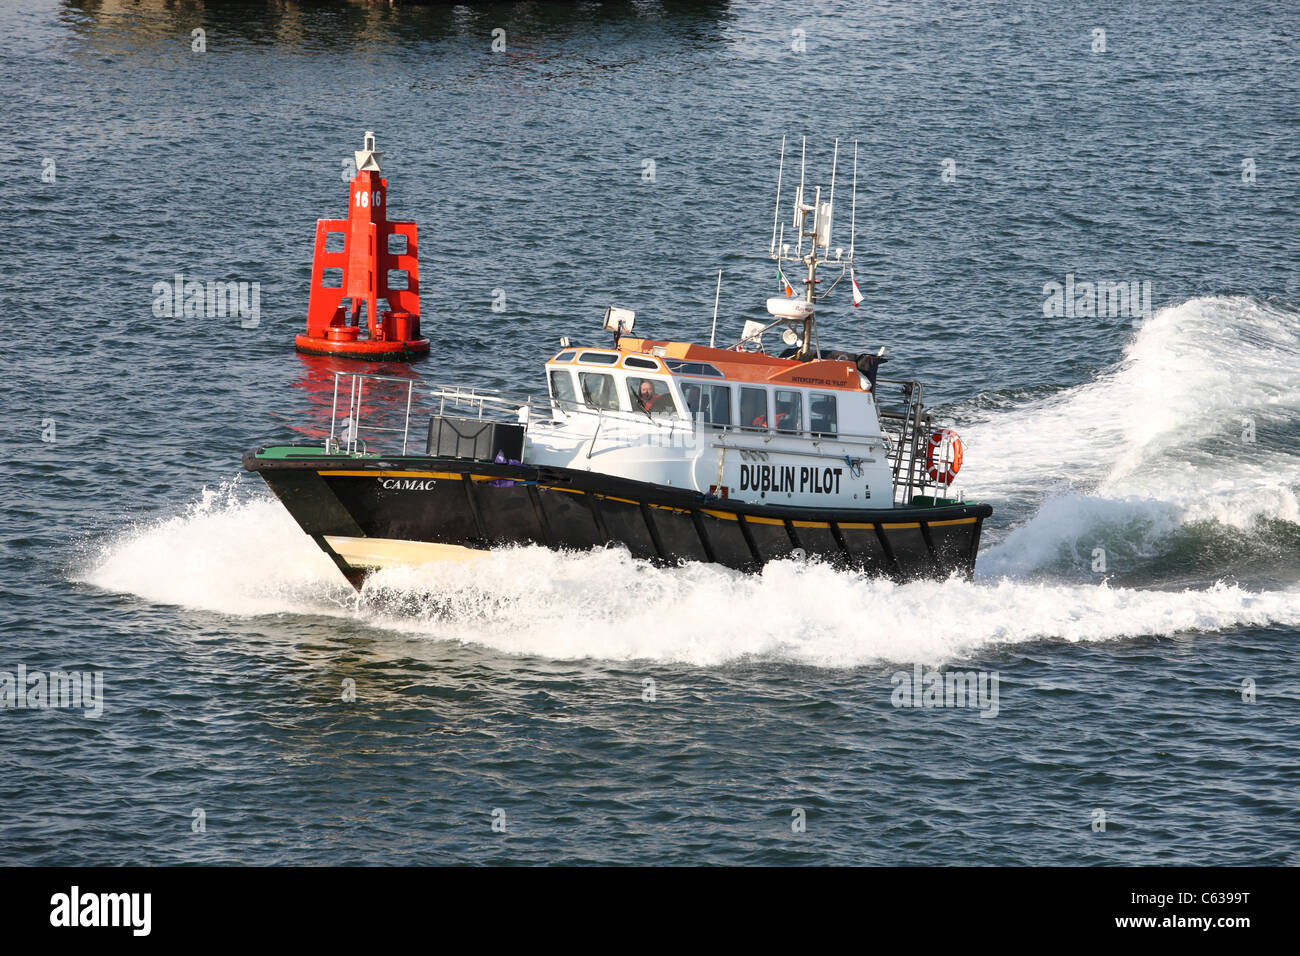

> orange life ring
[925,429,963,485]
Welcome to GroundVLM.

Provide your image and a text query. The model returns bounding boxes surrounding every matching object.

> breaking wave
[958,296,1300,578]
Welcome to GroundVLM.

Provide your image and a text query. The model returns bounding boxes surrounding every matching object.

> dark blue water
[2,0,1299,865]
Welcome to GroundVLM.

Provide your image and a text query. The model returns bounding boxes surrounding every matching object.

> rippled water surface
[2,0,1299,865]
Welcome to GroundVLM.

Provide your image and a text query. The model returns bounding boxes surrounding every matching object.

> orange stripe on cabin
[613,338,866,391]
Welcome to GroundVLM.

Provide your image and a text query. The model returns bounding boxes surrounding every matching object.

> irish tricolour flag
[777,265,797,298]
[850,268,864,307]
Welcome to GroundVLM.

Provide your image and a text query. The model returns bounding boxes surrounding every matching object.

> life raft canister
[925,429,963,485]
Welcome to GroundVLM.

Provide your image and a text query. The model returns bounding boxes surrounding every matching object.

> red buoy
[295,131,430,361]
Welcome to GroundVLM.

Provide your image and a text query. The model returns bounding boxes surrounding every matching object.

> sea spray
[77,498,1300,667]
[77,480,350,616]
[961,296,1300,573]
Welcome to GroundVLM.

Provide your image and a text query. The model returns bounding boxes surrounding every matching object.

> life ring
[925,429,963,485]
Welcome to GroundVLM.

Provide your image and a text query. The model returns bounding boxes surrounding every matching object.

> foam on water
[77,494,1300,666]
[77,297,1300,666]
[78,481,354,617]
[357,548,1300,666]
[963,296,1300,574]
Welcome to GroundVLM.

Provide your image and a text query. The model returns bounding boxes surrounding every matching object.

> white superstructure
[526,344,897,509]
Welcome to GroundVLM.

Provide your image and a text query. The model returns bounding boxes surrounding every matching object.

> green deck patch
[253,445,454,462]
[254,445,336,460]
[910,495,970,508]
[253,445,386,461]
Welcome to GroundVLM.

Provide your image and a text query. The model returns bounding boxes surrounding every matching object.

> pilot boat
[245,137,992,588]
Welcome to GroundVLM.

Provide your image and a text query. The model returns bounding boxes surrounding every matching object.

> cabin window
[683,382,731,428]
[626,377,679,418]
[549,370,579,410]
[773,390,803,433]
[579,371,620,410]
[623,356,659,370]
[809,392,837,436]
[665,359,723,377]
[579,351,619,365]
[554,350,576,363]
[740,387,769,431]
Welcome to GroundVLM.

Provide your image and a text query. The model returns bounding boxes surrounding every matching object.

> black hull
[243,446,992,588]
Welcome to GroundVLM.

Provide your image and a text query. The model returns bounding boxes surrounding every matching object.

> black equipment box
[426,415,525,462]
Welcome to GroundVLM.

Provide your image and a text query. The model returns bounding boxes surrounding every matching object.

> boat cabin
[526,337,900,509]
[544,339,875,439]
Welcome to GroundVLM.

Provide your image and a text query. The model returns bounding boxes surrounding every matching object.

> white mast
[709,269,722,347]
[849,140,858,260]
[757,136,859,360]
[794,136,807,257]
[827,138,838,250]
[769,136,785,258]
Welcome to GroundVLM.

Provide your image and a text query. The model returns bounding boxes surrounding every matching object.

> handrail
[428,384,542,419]
[543,408,891,450]
[326,372,419,456]
[872,377,930,505]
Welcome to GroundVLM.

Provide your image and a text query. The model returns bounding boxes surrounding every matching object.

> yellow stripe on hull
[318,470,469,480]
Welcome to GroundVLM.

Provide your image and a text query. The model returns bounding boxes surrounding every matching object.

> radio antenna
[827,138,838,250]
[709,269,722,347]
[794,136,807,257]
[777,222,785,284]
[769,136,785,257]
[849,140,858,260]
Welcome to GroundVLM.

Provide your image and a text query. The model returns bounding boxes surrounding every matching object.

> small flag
[777,265,797,298]
[850,268,864,307]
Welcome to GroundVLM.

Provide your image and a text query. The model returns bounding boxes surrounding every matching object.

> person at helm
[635,379,675,416]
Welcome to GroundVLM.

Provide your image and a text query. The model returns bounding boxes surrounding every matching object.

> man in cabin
[635,379,674,416]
